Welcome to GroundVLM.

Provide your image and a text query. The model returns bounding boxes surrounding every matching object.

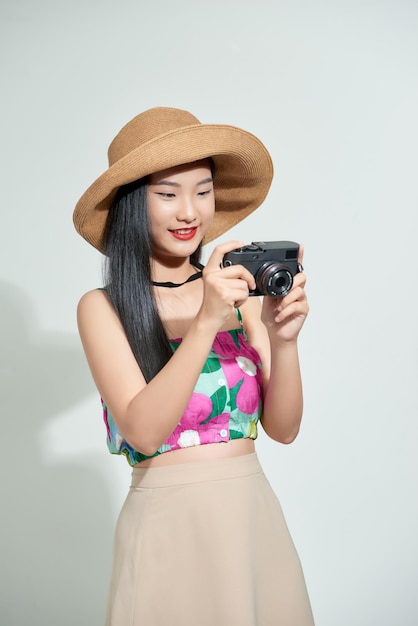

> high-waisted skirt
[105,453,314,626]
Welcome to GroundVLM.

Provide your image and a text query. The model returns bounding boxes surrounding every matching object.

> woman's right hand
[199,241,256,330]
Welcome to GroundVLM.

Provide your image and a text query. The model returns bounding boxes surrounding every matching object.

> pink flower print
[221,356,260,415]
[214,332,262,415]
[164,393,205,446]
[165,392,231,449]
[102,402,112,440]
[199,412,230,445]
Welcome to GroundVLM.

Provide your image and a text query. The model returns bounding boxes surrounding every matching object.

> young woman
[73,107,314,625]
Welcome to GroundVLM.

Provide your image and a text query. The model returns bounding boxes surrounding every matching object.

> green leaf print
[201,358,222,374]
[228,378,244,411]
[230,329,241,349]
[230,430,244,440]
[200,385,227,425]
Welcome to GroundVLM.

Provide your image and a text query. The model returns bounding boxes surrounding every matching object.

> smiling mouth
[169,227,198,240]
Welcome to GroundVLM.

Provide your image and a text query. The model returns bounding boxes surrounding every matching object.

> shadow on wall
[0,282,113,626]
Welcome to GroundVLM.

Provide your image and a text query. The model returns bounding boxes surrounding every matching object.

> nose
[176,196,197,223]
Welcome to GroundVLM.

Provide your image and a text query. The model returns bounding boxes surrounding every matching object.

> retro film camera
[222,241,301,297]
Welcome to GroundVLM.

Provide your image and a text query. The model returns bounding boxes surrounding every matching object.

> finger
[205,240,244,272]
[298,243,304,267]
[275,300,309,323]
[204,270,256,299]
[234,298,247,309]
[291,271,307,290]
[279,285,306,309]
[217,264,256,290]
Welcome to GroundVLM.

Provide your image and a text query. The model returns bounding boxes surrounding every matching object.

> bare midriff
[135,438,255,468]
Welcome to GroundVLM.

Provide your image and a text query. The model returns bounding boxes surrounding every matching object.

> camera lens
[255,263,293,297]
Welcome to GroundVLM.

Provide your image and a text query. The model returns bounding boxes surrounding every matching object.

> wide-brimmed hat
[73,107,273,252]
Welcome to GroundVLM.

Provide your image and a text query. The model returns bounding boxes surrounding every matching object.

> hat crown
[108,107,201,166]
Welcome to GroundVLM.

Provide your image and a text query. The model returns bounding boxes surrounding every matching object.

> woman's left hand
[261,245,309,344]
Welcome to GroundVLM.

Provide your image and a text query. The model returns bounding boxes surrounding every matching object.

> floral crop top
[102,316,264,466]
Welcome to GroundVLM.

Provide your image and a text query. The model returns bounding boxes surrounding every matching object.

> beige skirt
[105,453,314,626]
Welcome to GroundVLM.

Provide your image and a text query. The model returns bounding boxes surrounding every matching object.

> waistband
[130,452,263,489]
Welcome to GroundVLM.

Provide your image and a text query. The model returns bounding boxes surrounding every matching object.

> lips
[169,227,198,241]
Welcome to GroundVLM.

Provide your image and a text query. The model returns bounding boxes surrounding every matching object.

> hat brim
[73,124,273,253]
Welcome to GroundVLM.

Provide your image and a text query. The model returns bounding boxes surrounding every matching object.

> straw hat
[73,107,273,252]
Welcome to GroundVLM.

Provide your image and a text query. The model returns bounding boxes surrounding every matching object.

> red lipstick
[169,227,198,241]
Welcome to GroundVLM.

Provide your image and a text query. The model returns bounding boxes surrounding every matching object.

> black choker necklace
[152,262,204,288]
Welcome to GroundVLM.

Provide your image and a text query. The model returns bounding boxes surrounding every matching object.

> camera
[222,241,301,297]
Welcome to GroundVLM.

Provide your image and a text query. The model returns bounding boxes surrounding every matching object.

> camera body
[222,241,300,297]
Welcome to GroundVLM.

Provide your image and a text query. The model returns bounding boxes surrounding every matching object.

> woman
[73,107,314,625]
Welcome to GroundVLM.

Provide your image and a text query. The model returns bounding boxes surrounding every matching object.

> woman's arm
[77,241,256,456]
[78,289,218,455]
[242,253,309,444]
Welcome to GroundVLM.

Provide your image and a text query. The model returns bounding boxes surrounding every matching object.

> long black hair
[103,177,202,383]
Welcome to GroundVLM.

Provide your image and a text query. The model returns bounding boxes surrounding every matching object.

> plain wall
[1,1,417,624]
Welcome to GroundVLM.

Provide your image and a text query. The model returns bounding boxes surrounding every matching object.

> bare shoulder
[77,288,122,332]
[76,287,131,365]
[78,288,112,316]
[76,288,147,418]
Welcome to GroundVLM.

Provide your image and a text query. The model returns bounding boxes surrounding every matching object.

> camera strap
[151,262,204,288]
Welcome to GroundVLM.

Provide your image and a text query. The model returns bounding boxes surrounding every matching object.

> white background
[1,1,417,624]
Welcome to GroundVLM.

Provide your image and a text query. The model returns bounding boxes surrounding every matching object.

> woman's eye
[198,189,212,197]
[157,192,175,199]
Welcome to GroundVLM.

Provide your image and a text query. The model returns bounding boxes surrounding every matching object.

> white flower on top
[236,356,257,376]
[178,430,201,448]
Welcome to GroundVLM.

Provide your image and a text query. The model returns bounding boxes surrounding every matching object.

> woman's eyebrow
[152,179,181,187]
[151,177,213,187]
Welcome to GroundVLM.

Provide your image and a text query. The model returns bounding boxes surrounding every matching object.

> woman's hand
[261,245,309,344]
[199,241,256,330]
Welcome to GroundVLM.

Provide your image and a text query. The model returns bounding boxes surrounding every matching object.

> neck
[151,258,203,288]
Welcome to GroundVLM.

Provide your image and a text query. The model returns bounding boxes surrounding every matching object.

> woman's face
[147,159,215,262]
